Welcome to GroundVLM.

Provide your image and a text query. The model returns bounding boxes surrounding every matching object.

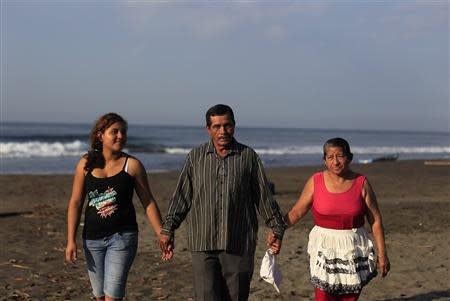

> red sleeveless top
[312,172,367,230]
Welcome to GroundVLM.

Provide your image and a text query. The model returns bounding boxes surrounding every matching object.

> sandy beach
[0,160,449,301]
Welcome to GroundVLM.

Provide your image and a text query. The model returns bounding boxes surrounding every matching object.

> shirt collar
[207,139,240,155]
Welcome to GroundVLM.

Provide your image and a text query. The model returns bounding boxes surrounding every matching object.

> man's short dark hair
[323,137,353,161]
[205,104,235,127]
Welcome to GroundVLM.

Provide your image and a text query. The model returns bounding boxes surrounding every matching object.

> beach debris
[9,289,31,299]
[12,264,31,270]
[424,160,450,166]
[44,256,56,262]
[0,211,33,218]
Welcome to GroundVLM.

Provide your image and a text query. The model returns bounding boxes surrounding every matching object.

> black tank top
[82,156,138,239]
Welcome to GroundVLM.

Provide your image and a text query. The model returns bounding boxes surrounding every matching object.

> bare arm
[130,158,172,260]
[131,158,163,234]
[65,158,87,264]
[363,178,390,277]
[266,177,313,253]
[285,176,314,228]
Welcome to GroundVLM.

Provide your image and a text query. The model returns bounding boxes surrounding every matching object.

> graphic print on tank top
[88,186,119,218]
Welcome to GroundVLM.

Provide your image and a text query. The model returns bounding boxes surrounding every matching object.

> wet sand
[0,160,449,300]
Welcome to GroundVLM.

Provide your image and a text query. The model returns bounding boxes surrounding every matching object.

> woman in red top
[285,137,390,301]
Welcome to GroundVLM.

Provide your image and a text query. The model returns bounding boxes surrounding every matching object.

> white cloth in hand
[260,249,282,293]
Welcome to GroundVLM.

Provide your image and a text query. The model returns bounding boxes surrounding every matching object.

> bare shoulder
[362,176,378,203]
[75,157,88,173]
[362,175,374,191]
[305,175,315,189]
[300,175,315,198]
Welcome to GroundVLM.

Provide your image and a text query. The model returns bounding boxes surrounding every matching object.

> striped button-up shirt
[161,139,286,254]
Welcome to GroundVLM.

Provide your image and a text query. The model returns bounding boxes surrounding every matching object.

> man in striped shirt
[160,104,286,301]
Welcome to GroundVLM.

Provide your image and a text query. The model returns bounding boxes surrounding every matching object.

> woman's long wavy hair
[84,113,128,172]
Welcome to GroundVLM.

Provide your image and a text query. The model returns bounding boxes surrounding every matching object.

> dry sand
[0,160,449,300]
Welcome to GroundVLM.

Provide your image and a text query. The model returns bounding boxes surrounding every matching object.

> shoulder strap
[122,155,129,172]
[354,173,366,187]
[313,172,324,189]
[312,172,324,199]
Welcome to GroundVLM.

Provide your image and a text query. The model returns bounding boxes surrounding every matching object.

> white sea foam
[165,148,192,154]
[254,146,321,155]
[0,141,86,158]
[254,146,450,155]
[351,146,450,154]
[1,142,449,158]
[164,145,450,156]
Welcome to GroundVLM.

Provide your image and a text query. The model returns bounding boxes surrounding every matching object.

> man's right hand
[266,230,282,255]
[158,234,174,261]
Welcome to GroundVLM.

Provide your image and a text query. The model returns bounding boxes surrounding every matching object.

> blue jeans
[83,231,138,299]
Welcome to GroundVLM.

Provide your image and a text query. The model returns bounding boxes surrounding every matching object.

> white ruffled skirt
[307,225,377,294]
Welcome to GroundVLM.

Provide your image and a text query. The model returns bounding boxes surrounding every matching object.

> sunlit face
[100,121,127,153]
[206,114,235,149]
[324,146,350,175]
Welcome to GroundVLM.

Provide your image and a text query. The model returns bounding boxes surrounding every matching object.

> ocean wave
[254,146,320,155]
[2,142,449,158]
[0,134,87,142]
[162,145,450,156]
[1,141,87,158]
[126,143,166,153]
[351,146,450,154]
[164,148,192,154]
[252,146,450,155]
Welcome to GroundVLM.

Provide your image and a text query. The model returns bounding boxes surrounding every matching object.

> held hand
[158,234,174,261]
[266,230,282,255]
[65,241,78,265]
[377,254,390,277]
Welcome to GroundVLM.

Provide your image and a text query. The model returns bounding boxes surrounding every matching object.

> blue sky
[2,0,449,131]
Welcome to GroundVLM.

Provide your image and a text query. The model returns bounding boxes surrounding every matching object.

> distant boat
[358,153,399,164]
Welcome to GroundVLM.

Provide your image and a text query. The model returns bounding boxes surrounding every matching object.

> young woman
[285,137,390,301]
[65,113,172,301]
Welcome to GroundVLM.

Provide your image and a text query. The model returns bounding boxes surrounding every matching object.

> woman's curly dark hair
[84,113,128,172]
